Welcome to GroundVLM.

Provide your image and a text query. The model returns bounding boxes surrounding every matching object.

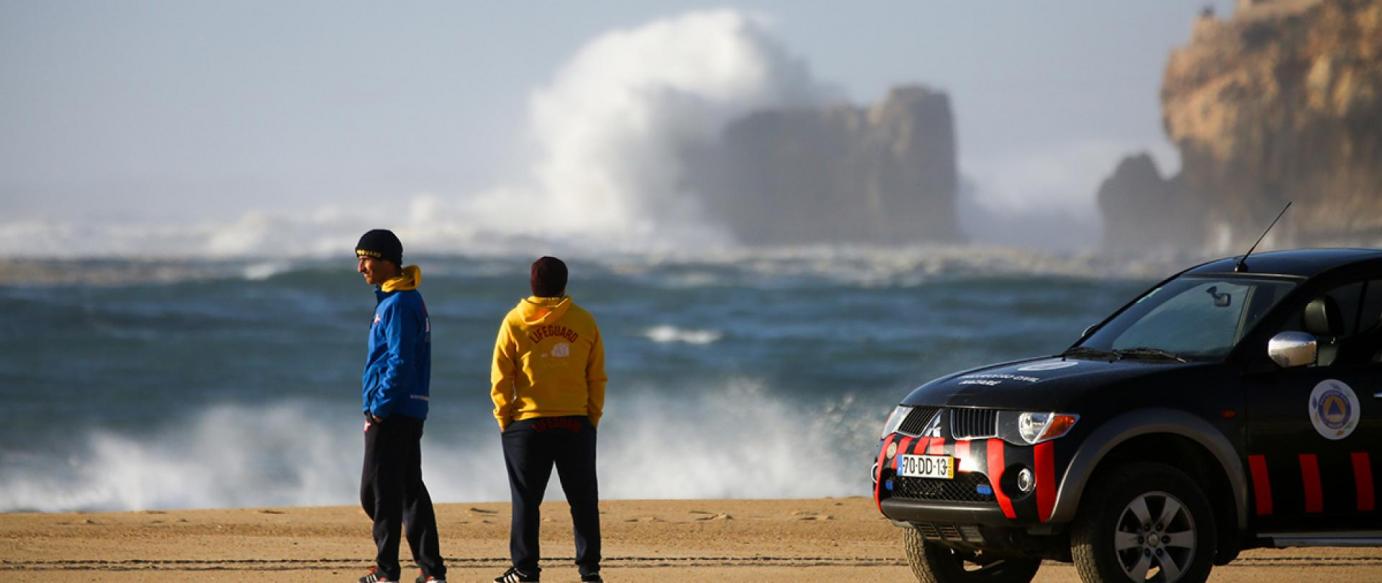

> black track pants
[361,415,446,580]
[502,416,601,578]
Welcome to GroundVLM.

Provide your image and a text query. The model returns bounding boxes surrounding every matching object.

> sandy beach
[2,497,1379,582]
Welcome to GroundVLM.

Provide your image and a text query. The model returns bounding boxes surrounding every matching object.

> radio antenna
[1235,201,1291,273]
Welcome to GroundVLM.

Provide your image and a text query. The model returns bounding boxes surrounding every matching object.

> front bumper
[873,432,1061,527]
[881,498,1014,526]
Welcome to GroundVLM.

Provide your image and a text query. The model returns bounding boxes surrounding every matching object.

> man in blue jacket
[355,229,446,583]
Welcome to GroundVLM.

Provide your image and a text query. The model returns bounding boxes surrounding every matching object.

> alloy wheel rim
[1112,490,1196,582]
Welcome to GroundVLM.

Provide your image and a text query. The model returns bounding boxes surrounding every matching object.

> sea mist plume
[0,10,831,259]
[462,9,833,247]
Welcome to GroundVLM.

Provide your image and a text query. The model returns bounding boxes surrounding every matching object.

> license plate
[897,454,955,479]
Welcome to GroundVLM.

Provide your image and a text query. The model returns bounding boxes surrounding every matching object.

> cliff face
[1101,0,1382,252]
[696,86,962,245]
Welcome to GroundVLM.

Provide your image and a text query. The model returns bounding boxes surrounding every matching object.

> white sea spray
[0,382,875,511]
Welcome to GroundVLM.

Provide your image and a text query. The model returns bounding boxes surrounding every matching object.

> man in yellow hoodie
[490,256,606,583]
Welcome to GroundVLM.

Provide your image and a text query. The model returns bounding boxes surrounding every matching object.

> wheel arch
[1050,408,1247,535]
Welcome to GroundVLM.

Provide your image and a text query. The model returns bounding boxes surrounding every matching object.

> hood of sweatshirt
[381,265,422,292]
[518,296,572,326]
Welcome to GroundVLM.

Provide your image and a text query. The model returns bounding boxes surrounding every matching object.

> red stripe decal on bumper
[1249,454,1273,516]
[873,434,896,512]
[955,440,972,472]
[927,437,947,455]
[894,436,914,470]
[1353,452,1375,512]
[987,438,1015,519]
[912,436,932,458]
[1299,453,1323,514]
[1035,441,1056,523]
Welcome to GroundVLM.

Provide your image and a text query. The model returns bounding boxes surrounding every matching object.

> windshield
[1076,276,1298,362]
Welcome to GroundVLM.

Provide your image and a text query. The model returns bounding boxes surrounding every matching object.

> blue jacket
[362,286,431,420]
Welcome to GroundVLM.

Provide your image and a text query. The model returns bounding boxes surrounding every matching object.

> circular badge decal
[1017,359,1080,372]
[1309,379,1361,441]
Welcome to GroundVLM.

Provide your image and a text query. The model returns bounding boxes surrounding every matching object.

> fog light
[1016,468,1034,493]
[886,442,898,459]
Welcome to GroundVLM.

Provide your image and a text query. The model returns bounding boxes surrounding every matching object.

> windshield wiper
[1061,346,1117,360]
[1113,347,1189,363]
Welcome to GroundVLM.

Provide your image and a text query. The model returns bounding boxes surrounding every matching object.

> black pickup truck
[873,248,1380,583]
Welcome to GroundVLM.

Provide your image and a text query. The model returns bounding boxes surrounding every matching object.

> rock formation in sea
[1099,0,1382,253]
[694,86,962,245]
[1096,153,1205,254]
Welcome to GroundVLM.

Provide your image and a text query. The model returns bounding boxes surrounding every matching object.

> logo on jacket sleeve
[1309,379,1360,440]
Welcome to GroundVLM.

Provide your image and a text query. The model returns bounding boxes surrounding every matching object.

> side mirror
[1268,331,1317,368]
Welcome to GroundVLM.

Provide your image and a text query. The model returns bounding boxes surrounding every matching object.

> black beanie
[356,229,403,266]
[530,256,568,297]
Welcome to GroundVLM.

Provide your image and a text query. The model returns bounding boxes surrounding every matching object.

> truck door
[1243,279,1381,534]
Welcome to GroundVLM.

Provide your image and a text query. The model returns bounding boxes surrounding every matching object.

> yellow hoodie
[491,296,607,430]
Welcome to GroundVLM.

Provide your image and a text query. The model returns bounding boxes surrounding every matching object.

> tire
[904,527,1041,583]
[1071,462,1217,583]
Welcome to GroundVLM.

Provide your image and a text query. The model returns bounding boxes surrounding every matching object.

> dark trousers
[361,415,445,580]
[502,416,601,577]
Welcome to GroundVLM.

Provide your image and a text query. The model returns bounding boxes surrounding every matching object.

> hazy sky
[0,0,1236,252]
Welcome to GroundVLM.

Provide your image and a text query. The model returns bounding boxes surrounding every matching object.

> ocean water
[0,248,1156,511]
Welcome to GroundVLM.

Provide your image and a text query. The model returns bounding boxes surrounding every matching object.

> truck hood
[900,356,1205,411]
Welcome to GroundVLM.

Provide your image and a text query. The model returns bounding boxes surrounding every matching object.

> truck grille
[896,406,940,436]
[949,408,998,439]
[893,472,996,503]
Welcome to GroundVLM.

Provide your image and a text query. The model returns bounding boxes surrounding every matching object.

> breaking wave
[0,244,1193,288]
[0,245,1196,291]
[0,381,871,512]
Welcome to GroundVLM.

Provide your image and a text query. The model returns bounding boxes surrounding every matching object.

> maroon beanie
[530,256,568,297]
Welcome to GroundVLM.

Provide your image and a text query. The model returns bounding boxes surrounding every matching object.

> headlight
[999,411,1079,445]
[880,405,911,439]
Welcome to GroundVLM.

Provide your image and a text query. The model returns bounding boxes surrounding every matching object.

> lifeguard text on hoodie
[490,296,607,431]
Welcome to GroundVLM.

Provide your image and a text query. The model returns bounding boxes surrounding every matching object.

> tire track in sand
[5,554,1382,572]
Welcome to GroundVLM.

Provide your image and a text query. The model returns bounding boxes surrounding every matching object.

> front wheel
[1071,462,1216,583]
[903,527,1041,583]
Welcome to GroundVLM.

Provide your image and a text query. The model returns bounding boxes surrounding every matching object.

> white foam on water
[643,325,723,345]
[0,381,875,511]
[241,261,291,281]
[0,244,1196,288]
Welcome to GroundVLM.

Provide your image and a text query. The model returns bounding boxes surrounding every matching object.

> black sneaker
[494,567,539,583]
[359,567,396,583]
[580,574,603,583]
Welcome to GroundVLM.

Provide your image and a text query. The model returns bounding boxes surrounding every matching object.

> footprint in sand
[690,511,732,521]
[624,516,666,523]
[790,510,833,521]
